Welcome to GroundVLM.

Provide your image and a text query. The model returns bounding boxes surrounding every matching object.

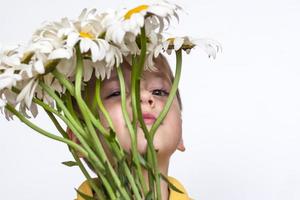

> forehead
[105,56,172,83]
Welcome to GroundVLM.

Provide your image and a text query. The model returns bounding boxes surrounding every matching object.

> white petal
[78,8,88,21]
[51,79,63,93]
[94,61,106,80]
[19,64,33,78]
[28,41,53,54]
[16,78,35,104]
[83,60,94,82]
[30,102,38,118]
[56,55,76,77]
[43,73,54,86]
[148,6,170,17]
[90,42,100,62]
[4,108,14,120]
[80,38,91,53]
[4,89,17,104]
[0,69,22,90]
[2,55,21,66]
[154,44,163,57]
[163,40,170,51]
[48,48,73,60]
[26,79,38,108]
[196,39,222,59]
[19,102,31,118]
[0,98,7,108]
[97,40,109,59]
[174,37,184,50]
[34,59,45,74]
[106,67,112,79]
[67,32,80,47]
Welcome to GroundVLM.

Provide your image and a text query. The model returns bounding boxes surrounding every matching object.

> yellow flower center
[79,31,94,39]
[124,5,149,20]
[167,38,175,43]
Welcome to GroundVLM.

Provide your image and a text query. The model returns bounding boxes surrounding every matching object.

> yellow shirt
[76,176,191,200]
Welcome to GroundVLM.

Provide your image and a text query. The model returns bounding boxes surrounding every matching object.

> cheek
[159,98,182,129]
[103,102,132,151]
[165,102,182,138]
[154,100,182,155]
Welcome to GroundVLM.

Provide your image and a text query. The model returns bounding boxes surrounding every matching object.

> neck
[142,156,170,200]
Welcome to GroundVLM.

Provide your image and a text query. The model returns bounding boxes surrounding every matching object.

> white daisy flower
[0,45,22,69]
[92,60,107,80]
[144,32,164,70]
[65,9,108,62]
[0,68,22,90]
[105,44,123,73]
[0,89,18,120]
[16,51,47,79]
[55,51,76,78]
[163,36,195,53]
[123,0,181,33]
[31,18,75,60]
[162,36,221,58]
[103,0,181,46]
[195,38,222,59]
[16,78,39,108]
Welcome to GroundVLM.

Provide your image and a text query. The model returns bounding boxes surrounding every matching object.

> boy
[68,54,190,200]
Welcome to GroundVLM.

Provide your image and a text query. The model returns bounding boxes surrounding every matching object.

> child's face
[99,59,184,158]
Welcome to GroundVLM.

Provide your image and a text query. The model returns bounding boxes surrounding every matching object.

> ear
[66,127,78,143]
[176,137,186,152]
[66,128,84,157]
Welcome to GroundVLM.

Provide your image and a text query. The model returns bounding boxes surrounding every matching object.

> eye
[106,90,121,99]
[152,89,169,96]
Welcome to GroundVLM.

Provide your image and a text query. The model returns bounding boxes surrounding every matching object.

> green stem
[151,50,182,198]
[117,66,145,199]
[38,81,118,190]
[130,27,149,196]
[52,69,75,96]
[5,103,88,157]
[95,79,115,132]
[95,79,143,199]
[149,50,182,136]
[39,82,96,148]
[44,109,68,138]
[45,110,107,199]
[75,45,130,200]
[72,151,107,199]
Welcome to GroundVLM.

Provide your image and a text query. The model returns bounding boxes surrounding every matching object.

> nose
[140,90,154,107]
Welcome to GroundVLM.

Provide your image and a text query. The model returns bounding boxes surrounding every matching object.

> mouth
[142,113,156,125]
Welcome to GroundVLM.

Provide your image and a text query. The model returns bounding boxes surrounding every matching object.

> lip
[142,113,156,125]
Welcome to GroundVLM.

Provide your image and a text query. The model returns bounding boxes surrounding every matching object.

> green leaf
[75,188,95,200]
[160,173,184,194]
[137,154,155,178]
[62,161,78,167]
[145,190,154,200]
[106,128,116,142]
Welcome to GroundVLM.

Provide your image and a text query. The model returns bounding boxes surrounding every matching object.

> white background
[1,0,300,199]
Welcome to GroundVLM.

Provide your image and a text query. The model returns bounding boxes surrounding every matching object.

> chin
[136,130,148,154]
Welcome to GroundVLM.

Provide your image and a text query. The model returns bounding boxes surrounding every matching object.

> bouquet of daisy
[0,0,220,199]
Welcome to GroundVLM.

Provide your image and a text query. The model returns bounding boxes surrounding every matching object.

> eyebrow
[142,71,172,83]
[103,70,171,85]
[102,76,119,84]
